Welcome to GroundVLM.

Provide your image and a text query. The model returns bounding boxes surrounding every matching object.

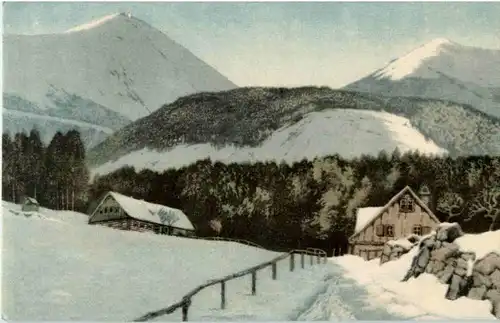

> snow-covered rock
[380,235,420,265]
[401,223,500,318]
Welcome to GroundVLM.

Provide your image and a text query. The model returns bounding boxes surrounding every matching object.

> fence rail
[133,248,327,322]
[192,236,265,249]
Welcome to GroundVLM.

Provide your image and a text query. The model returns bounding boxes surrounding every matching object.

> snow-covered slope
[92,109,447,176]
[346,38,500,118]
[2,107,113,148]
[88,86,500,175]
[1,201,284,320]
[3,12,236,147]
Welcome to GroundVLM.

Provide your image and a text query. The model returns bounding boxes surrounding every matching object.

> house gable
[88,193,128,223]
[349,186,440,242]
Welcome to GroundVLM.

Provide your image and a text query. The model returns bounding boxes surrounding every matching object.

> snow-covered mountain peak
[4,12,237,147]
[346,38,500,118]
[64,13,123,33]
[425,37,455,47]
[373,38,460,81]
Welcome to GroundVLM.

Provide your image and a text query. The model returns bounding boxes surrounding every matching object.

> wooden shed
[88,191,195,237]
[348,185,440,260]
[22,197,40,212]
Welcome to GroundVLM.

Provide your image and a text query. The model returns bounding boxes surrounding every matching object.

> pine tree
[27,129,45,200]
[44,131,65,209]
[2,133,14,202]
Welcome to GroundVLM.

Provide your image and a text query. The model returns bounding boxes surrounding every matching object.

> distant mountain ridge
[3,12,237,147]
[346,38,500,118]
[87,86,500,176]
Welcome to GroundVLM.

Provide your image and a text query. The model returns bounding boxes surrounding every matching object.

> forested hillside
[88,87,500,167]
[89,151,500,254]
[2,129,89,211]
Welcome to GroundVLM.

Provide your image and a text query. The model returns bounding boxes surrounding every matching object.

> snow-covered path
[181,257,495,322]
[146,258,439,322]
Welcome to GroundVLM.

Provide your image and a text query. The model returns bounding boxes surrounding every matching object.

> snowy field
[1,201,329,321]
[2,201,496,321]
[92,109,447,177]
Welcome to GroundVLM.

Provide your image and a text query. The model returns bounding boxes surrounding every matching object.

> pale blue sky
[4,2,500,87]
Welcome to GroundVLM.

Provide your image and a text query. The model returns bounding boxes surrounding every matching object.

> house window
[385,225,395,237]
[399,194,415,213]
[412,225,423,235]
[376,224,395,237]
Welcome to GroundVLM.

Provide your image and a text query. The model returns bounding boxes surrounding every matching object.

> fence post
[251,271,257,295]
[310,254,313,266]
[317,253,320,264]
[324,254,327,264]
[221,281,226,309]
[272,262,277,280]
[301,253,305,269]
[290,253,295,272]
[182,299,190,321]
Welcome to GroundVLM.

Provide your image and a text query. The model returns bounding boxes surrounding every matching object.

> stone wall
[402,223,500,319]
[380,234,420,265]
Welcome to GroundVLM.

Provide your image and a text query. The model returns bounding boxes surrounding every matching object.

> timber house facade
[348,185,440,260]
[88,191,195,237]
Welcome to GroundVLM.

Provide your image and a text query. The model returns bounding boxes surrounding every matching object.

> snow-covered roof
[108,192,194,231]
[354,207,384,233]
[24,197,39,205]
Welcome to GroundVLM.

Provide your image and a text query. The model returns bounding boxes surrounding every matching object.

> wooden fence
[133,248,328,322]
[355,248,383,260]
[191,236,265,249]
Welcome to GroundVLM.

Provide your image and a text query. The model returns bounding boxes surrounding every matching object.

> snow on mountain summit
[346,38,500,118]
[373,38,457,81]
[64,13,122,33]
[3,12,237,147]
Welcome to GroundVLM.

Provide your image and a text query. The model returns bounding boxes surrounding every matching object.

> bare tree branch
[465,188,500,231]
[436,192,465,219]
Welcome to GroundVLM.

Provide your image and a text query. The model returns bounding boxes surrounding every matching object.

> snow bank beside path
[455,230,500,261]
[333,251,495,320]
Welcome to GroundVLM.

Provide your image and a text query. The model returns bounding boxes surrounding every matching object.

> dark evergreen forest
[4,129,499,256]
[2,129,89,211]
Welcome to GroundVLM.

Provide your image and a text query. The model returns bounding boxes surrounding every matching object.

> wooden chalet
[348,185,440,260]
[88,191,195,237]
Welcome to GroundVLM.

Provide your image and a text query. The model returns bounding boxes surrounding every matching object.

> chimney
[418,184,431,207]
